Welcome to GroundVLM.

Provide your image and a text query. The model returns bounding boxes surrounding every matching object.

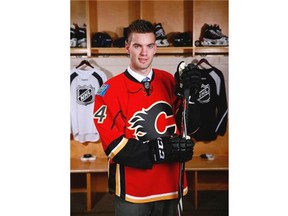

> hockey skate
[77,24,87,48]
[195,24,228,47]
[154,23,169,47]
[70,24,78,48]
[173,32,192,47]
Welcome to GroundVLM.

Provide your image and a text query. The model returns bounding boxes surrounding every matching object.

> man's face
[125,32,157,76]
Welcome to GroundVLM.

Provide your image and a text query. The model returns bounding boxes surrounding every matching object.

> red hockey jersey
[93,69,188,203]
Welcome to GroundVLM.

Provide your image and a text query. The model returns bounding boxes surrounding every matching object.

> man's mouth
[139,58,148,63]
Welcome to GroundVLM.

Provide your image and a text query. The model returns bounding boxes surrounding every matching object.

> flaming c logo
[128,101,176,140]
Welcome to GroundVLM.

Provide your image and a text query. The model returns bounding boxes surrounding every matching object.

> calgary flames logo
[128,101,177,141]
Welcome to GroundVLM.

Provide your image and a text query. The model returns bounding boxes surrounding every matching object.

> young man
[93,19,196,216]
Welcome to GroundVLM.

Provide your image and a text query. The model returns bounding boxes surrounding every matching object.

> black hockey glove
[175,62,202,98]
[149,135,194,163]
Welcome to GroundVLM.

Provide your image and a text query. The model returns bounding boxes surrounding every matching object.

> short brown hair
[127,19,155,42]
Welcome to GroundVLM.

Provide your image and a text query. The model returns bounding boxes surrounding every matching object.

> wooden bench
[185,155,228,208]
[71,157,108,210]
[71,140,108,211]
[71,128,228,210]
[186,127,228,208]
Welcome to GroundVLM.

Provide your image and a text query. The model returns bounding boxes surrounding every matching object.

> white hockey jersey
[70,67,107,143]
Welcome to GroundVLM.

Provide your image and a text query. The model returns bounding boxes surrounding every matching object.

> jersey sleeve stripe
[92,71,104,87]
[115,163,121,196]
[215,109,228,133]
[108,137,128,159]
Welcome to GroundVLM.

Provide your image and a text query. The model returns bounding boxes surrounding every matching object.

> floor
[71,190,228,216]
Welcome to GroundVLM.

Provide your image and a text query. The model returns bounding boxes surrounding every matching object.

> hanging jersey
[188,66,228,141]
[93,69,188,203]
[70,67,107,143]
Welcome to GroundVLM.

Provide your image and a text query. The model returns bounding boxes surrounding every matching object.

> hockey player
[93,19,200,216]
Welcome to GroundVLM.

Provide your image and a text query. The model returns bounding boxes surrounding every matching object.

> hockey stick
[177,61,190,216]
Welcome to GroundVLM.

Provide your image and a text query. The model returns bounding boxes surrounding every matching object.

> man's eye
[148,45,155,49]
[133,44,140,48]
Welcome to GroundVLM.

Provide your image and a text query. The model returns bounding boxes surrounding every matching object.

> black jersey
[188,66,228,141]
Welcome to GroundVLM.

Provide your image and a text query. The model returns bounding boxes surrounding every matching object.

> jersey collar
[127,66,153,83]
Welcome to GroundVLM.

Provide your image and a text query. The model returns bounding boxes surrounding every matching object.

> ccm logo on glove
[150,135,194,164]
[156,138,165,160]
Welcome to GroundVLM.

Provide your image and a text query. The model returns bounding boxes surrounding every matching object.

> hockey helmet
[173,32,192,47]
[92,32,112,47]
[113,27,128,47]
[113,37,126,47]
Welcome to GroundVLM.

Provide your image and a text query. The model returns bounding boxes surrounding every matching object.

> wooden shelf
[71,46,228,56]
[91,47,126,55]
[70,155,228,210]
[70,48,88,55]
[88,46,193,55]
[156,47,193,55]
[70,0,229,57]
[197,182,228,191]
[185,155,228,171]
[186,156,229,209]
[70,157,108,173]
[194,46,229,55]
[70,187,87,193]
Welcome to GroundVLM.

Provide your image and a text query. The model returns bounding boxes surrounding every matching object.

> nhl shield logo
[77,85,95,105]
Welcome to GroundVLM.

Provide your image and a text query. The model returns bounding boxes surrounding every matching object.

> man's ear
[153,44,157,55]
[125,40,130,54]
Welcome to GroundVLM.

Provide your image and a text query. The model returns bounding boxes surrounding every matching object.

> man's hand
[175,62,202,98]
[149,135,194,163]
[180,63,202,91]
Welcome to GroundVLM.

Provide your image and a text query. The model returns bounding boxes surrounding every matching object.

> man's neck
[127,66,153,82]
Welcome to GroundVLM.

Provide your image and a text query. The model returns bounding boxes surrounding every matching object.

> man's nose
[140,47,147,55]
